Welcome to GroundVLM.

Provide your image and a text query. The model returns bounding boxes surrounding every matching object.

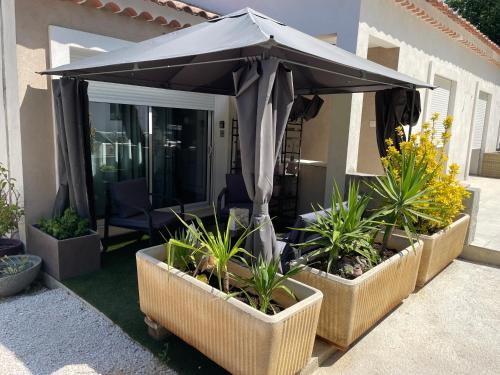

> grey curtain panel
[375,88,421,157]
[233,57,294,262]
[52,78,96,228]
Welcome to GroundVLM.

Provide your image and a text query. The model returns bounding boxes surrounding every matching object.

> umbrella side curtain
[233,57,294,262]
[52,78,96,228]
[375,88,421,157]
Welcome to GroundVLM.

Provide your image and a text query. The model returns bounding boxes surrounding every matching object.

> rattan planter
[481,152,500,178]
[292,234,422,349]
[402,214,470,287]
[136,245,323,375]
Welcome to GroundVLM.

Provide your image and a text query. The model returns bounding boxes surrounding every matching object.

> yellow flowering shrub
[381,113,470,234]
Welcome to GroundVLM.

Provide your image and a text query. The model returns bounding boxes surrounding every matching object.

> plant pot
[0,238,24,257]
[395,214,470,287]
[0,255,41,298]
[28,225,100,281]
[136,245,323,375]
[292,234,423,349]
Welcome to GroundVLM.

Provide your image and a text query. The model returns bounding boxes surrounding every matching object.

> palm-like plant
[163,227,198,272]
[168,210,257,294]
[368,148,440,249]
[295,181,381,273]
[239,256,302,314]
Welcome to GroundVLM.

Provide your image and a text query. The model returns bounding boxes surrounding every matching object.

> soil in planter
[167,262,286,315]
[306,243,397,280]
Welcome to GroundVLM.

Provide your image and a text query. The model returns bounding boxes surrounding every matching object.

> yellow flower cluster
[381,113,470,234]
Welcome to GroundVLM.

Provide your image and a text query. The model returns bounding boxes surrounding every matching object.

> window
[89,103,211,218]
[429,76,453,146]
[471,92,489,150]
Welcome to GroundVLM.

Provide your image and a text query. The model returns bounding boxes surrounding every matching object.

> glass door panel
[151,107,208,208]
[89,102,149,217]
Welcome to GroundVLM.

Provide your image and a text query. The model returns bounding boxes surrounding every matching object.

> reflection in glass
[89,102,148,217]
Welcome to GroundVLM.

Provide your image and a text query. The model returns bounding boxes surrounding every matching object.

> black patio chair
[216,174,253,223]
[103,178,184,251]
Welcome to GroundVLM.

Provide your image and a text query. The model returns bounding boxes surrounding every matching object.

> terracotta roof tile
[63,0,217,30]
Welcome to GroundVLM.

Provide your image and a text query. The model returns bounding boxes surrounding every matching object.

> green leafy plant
[163,227,198,272]
[295,181,381,274]
[368,146,440,249]
[38,208,90,240]
[238,256,302,314]
[0,163,24,238]
[167,210,258,294]
[0,255,32,277]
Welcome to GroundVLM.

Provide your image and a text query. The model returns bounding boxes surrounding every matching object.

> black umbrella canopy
[41,8,433,95]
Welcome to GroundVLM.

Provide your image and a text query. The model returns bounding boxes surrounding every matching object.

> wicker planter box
[398,214,469,287]
[481,152,500,178]
[28,225,100,281]
[136,245,323,375]
[292,234,423,349]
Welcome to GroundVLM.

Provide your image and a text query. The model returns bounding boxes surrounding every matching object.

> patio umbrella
[41,7,433,262]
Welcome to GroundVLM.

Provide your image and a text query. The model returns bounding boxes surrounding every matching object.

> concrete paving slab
[315,260,500,375]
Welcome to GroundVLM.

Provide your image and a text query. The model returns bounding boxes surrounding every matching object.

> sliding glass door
[151,107,209,208]
[89,102,210,218]
[89,102,149,217]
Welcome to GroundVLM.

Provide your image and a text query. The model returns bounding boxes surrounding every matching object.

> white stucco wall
[358,0,500,180]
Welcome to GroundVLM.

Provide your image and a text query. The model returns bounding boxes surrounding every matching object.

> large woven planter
[28,225,100,281]
[136,245,323,375]
[292,234,422,348]
[403,214,470,287]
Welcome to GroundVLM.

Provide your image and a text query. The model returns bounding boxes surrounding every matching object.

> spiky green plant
[167,210,258,294]
[295,181,381,273]
[367,147,441,249]
[238,256,302,314]
[163,227,198,272]
[0,255,31,277]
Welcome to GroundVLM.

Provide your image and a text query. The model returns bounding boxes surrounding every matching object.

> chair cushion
[110,178,151,218]
[226,174,251,203]
[109,210,178,230]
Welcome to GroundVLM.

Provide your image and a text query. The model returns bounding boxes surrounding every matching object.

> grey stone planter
[28,225,100,281]
[0,255,41,298]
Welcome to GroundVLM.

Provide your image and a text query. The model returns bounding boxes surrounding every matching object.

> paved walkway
[468,176,500,251]
[0,288,174,375]
[317,260,500,375]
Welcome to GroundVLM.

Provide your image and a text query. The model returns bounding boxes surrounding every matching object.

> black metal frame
[103,188,185,252]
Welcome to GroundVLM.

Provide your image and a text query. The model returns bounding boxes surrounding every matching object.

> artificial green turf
[63,237,228,374]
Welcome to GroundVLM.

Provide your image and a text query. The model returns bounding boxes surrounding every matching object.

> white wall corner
[0,0,25,240]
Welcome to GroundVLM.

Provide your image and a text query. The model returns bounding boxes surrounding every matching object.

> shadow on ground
[63,236,228,375]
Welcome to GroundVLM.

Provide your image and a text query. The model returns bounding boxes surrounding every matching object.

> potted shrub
[0,254,41,298]
[136,215,323,375]
[29,208,100,281]
[0,163,24,257]
[291,158,434,348]
[382,115,470,287]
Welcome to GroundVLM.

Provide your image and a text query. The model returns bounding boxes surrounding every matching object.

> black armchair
[103,178,184,251]
[216,174,253,222]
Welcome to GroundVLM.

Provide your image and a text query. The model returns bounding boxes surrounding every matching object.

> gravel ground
[0,288,175,375]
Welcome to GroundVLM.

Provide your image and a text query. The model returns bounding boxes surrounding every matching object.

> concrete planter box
[0,255,41,298]
[28,225,100,281]
[292,234,423,349]
[136,245,323,375]
[396,214,470,287]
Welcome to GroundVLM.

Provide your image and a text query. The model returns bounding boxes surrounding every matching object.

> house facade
[1,0,499,245]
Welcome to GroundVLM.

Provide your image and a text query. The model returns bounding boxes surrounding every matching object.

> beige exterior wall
[358,0,500,180]
[13,0,204,240]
